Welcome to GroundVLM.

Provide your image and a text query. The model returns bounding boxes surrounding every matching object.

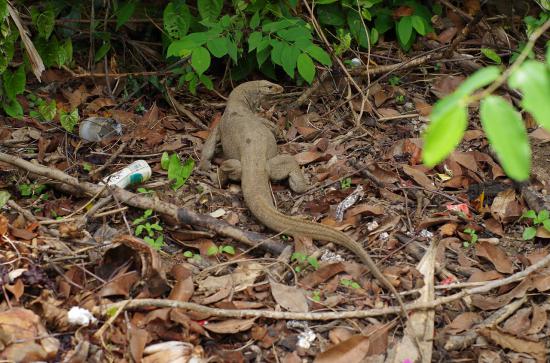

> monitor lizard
[200,80,407,316]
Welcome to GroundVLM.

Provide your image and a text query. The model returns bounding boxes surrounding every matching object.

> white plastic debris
[68,306,97,326]
[419,229,433,239]
[79,117,123,142]
[101,160,152,189]
[320,250,344,263]
[209,208,226,218]
[350,58,362,68]
[335,185,364,221]
[367,220,379,231]
[297,328,316,349]
[379,232,389,241]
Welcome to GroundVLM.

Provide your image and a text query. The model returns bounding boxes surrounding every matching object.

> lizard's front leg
[199,123,221,170]
[267,154,309,193]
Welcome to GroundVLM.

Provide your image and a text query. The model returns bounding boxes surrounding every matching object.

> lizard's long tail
[240,155,407,316]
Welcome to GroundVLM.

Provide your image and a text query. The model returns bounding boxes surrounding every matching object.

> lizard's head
[232,80,284,103]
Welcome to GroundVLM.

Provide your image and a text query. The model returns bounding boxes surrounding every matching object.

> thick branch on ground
[0,152,285,255]
[94,250,550,320]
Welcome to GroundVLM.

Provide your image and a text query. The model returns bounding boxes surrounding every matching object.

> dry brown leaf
[402,164,436,190]
[366,163,399,184]
[98,271,140,297]
[475,241,514,274]
[471,277,534,310]
[468,270,503,283]
[204,318,257,334]
[502,307,532,336]
[129,324,149,363]
[414,100,432,116]
[438,27,457,43]
[269,279,309,312]
[300,262,346,289]
[314,335,370,363]
[168,265,194,303]
[328,327,354,344]
[479,327,546,363]
[450,151,479,173]
[463,129,485,141]
[439,222,458,237]
[377,108,401,118]
[0,308,60,361]
[344,204,384,218]
[85,97,116,113]
[491,189,522,223]
[530,127,550,142]
[445,312,482,334]
[431,75,465,98]
[526,305,547,335]
[294,150,328,165]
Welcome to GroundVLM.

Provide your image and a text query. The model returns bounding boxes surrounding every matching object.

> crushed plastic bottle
[102,160,151,189]
[79,117,123,142]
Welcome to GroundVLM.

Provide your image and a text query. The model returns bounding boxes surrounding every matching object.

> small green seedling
[206,244,236,256]
[340,177,352,190]
[133,209,165,250]
[395,94,405,104]
[160,152,194,191]
[462,228,478,248]
[521,209,550,240]
[340,278,361,289]
[389,75,401,86]
[18,183,47,198]
[291,252,320,272]
[137,187,154,195]
[183,250,202,262]
[0,191,10,208]
[82,162,93,172]
[311,290,321,302]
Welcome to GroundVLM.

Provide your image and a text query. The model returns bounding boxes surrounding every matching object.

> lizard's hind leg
[219,159,242,186]
[267,155,309,193]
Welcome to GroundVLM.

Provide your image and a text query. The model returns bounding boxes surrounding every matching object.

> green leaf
[60,109,79,133]
[163,2,191,39]
[207,245,219,256]
[116,1,136,30]
[94,41,111,62]
[33,7,55,39]
[39,100,57,121]
[199,74,214,90]
[0,190,10,208]
[135,224,144,236]
[168,153,182,181]
[543,219,550,231]
[281,44,300,78]
[305,45,332,66]
[207,37,228,58]
[397,16,413,45]
[317,5,345,26]
[422,94,468,167]
[221,245,235,255]
[297,53,315,84]
[3,66,26,100]
[183,250,193,258]
[197,0,223,20]
[270,40,284,66]
[375,11,393,34]
[277,26,312,42]
[191,47,211,75]
[480,96,531,181]
[455,66,500,98]
[538,209,549,221]
[161,152,170,170]
[307,256,319,269]
[2,98,23,118]
[508,61,550,130]
[167,37,199,58]
[226,37,238,63]
[0,0,8,20]
[248,31,262,52]
[522,210,537,219]
[523,226,537,240]
[481,48,502,64]
[347,11,370,48]
[411,15,428,35]
[315,0,338,3]
[250,11,260,28]
[256,46,270,67]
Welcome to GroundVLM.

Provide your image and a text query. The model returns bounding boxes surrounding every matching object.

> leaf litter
[1,4,550,362]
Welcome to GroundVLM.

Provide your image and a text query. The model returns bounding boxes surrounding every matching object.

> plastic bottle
[101,160,152,188]
[79,117,123,142]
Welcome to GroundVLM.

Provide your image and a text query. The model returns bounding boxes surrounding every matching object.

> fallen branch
[0,152,286,256]
[94,250,550,320]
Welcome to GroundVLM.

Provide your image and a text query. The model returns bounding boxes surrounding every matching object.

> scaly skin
[200,81,406,316]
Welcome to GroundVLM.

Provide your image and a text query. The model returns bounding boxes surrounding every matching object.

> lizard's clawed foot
[288,169,309,193]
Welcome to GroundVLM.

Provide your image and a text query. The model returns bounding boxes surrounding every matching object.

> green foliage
[133,209,165,250]
[340,278,361,289]
[340,177,352,190]
[462,228,478,248]
[161,152,195,191]
[422,21,550,182]
[311,290,321,302]
[521,209,550,240]
[481,48,502,64]
[115,1,137,30]
[30,98,57,121]
[18,183,46,198]
[0,190,10,208]
[59,108,79,133]
[291,252,319,272]
[206,244,236,256]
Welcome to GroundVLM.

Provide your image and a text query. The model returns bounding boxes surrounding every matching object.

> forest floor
[1,5,550,363]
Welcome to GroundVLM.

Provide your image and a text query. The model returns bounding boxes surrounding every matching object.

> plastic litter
[79,117,123,141]
[102,160,152,189]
